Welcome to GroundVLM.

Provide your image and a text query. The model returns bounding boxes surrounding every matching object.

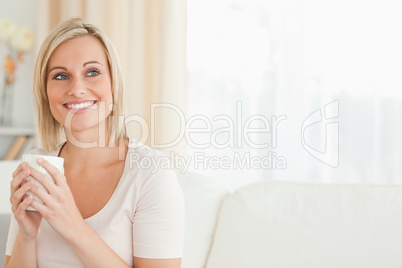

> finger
[29,198,47,215]
[11,179,33,206]
[29,184,52,205]
[10,166,31,195]
[11,179,33,209]
[12,162,27,178]
[37,158,64,186]
[11,180,34,212]
[15,194,33,213]
[28,167,57,194]
[14,195,34,219]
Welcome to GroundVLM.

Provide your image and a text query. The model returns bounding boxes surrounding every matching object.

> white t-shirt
[6,138,185,267]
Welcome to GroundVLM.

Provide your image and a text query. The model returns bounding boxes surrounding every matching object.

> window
[186,0,402,188]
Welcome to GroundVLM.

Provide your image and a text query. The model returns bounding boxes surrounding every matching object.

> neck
[63,118,109,148]
[61,126,127,169]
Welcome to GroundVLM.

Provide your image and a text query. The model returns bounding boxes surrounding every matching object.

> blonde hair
[33,17,126,151]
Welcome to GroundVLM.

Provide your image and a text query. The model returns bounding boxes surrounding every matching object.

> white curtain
[186,0,402,189]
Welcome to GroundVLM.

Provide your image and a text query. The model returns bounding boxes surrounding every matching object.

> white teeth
[66,101,95,109]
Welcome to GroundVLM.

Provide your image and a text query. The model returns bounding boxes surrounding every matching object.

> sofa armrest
[0,160,20,215]
[0,213,11,266]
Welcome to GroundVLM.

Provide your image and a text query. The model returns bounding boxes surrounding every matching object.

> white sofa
[1,160,402,268]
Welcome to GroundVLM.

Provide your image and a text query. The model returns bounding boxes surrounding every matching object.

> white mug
[22,154,64,211]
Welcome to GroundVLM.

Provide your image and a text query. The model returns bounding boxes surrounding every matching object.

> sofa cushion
[0,214,11,266]
[177,172,228,268]
[206,181,402,268]
[0,160,19,214]
[0,160,19,266]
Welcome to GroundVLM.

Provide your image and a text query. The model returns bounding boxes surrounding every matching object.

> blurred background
[1,0,402,189]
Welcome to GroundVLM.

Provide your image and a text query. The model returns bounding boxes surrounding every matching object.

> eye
[53,73,69,80]
[87,68,100,77]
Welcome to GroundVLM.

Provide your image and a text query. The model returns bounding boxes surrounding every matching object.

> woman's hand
[10,162,43,239]
[28,158,85,241]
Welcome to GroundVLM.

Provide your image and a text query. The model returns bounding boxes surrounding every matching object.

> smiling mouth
[63,100,97,110]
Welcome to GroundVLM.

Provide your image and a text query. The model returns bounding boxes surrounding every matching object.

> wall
[0,0,36,158]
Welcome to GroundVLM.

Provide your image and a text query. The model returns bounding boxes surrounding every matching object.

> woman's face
[46,35,113,133]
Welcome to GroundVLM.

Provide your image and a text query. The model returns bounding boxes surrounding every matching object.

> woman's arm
[131,163,185,268]
[5,230,38,268]
[133,257,182,268]
[6,163,43,268]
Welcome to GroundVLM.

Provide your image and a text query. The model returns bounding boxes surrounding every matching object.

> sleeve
[5,214,19,256]
[132,167,185,259]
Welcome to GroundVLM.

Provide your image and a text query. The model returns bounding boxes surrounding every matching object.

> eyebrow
[47,61,103,75]
[83,61,103,67]
[47,66,67,74]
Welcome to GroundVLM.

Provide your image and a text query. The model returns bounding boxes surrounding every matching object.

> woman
[5,18,184,268]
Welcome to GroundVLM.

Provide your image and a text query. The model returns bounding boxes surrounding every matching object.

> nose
[68,77,87,97]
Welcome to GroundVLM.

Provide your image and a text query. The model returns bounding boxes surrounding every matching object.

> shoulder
[26,142,65,156]
[125,137,181,197]
[126,137,169,177]
[126,137,166,159]
[27,147,52,155]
